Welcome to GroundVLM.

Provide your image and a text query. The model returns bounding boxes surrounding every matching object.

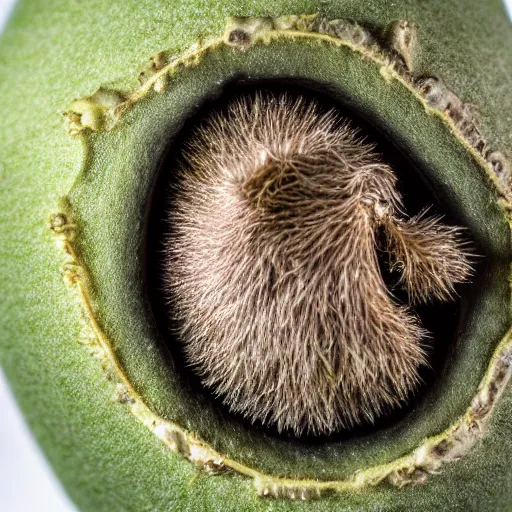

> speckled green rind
[0,1,511,511]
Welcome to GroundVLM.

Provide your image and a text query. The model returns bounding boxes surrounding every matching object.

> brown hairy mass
[164,93,473,435]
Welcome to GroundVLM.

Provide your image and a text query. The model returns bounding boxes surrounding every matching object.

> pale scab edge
[57,15,512,500]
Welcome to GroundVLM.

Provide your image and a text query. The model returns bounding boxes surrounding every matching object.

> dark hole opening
[144,78,482,443]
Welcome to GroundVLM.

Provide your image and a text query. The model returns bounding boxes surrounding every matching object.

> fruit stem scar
[56,15,512,499]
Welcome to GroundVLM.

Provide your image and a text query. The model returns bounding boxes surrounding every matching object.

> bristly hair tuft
[164,92,473,436]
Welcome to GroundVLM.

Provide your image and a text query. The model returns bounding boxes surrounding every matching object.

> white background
[0,0,511,511]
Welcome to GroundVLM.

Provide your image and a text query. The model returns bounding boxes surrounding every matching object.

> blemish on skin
[65,88,127,134]
[139,51,170,93]
[113,383,135,404]
[224,17,273,48]
[417,76,456,111]
[224,15,376,48]
[154,424,192,458]
[486,150,511,186]
[305,16,375,46]
[227,29,252,46]
[385,20,418,71]
[49,213,76,239]
[415,75,511,194]
[416,76,479,143]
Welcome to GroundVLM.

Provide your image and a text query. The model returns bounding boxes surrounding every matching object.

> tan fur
[164,93,472,435]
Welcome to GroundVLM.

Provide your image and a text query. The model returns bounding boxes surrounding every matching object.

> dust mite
[164,92,473,436]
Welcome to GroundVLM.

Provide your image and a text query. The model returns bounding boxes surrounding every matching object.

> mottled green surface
[1,1,511,511]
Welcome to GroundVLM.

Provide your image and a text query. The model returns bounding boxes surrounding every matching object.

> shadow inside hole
[143,78,483,444]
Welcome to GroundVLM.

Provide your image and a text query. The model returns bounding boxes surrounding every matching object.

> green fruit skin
[0,1,511,511]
